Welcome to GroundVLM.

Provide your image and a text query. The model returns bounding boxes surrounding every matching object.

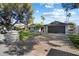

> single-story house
[14,23,25,29]
[28,24,36,32]
[28,24,42,32]
[44,21,76,34]
[76,26,79,35]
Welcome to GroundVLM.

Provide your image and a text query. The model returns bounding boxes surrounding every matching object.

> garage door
[48,26,65,33]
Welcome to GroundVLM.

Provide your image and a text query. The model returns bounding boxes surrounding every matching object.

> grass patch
[68,35,79,49]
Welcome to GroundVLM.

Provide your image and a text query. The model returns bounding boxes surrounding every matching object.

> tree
[0,3,33,30]
[28,16,35,25]
[61,3,77,34]
[35,24,43,30]
[67,13,71,23]
[74,3,79,8]
[41,16,45,25]
[21,3,33,28]
[61,3,76,23]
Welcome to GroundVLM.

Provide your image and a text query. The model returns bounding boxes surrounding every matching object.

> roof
[14,23,25,28]
[28,24,36,27]
[45,21,67,26]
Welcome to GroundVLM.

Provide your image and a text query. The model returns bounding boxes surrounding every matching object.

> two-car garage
[48,26,65,33]
[45,21,66,34]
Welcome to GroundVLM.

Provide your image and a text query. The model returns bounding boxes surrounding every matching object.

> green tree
[41,16,45,25]
[28,16,35,25]
[35,24,43,30]
[61,3,77,34]
[67,13,71,23]
[61,3,75,23]
[0,3,33,30]
[74,3,79,8]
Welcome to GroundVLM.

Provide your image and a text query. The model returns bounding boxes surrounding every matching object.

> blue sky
[32,3,79,25]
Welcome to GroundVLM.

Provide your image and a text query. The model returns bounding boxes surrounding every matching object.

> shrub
[69,35,79,49]
[35,24,43,30]
[19,30,35,41]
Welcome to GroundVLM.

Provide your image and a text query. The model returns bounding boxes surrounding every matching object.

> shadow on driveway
[47,48,79,56]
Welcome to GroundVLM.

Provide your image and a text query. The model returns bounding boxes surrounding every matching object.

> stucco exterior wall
[44,26,48,33]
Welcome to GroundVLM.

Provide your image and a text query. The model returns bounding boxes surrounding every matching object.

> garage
[48,26,65,33]
[45,21,66,34]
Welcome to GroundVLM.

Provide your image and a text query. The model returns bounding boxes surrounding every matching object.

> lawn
[68,35,79,49]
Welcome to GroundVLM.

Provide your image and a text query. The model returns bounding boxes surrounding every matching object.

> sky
[32,3,79,25]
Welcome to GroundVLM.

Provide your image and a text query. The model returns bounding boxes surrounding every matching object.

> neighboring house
[28,24,42,32]
[28,24,35,32]
[67,23,76,35]
[76,26,79,35]
[44,21,76,34]
[14,23,25,30]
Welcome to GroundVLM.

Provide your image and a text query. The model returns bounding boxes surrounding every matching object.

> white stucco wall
[65,25,69,34]
[44,26,48,33]
[76,26,79,35]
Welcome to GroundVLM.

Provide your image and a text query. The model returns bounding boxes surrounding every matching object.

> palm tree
[67,13,71,23]
[61,3,75,23]
[41,16,45,25]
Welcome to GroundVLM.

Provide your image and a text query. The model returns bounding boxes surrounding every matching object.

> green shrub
[35,24,43,30]
[19,30,36,41]
[68,35,79,49]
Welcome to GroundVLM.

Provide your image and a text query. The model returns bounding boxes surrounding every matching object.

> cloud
[43,9,65,16]
[43,9,76,17]
[43,9,66,22]
[43,8,77,23]
[40,3,54,8]
[45,4,54,8]
[40,3,61,9]
[70,11,76,15]
[36,10,39,13]
[45,5,52,8]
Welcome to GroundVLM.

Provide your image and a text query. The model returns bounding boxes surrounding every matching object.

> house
[67,23,76,35]
[28,24,42,32]
[14,23,25,30]
[76,26,79,35]
[44,21,76,34]
[28,24,36,32]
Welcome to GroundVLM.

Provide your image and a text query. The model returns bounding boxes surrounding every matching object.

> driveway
[30,33,79,56]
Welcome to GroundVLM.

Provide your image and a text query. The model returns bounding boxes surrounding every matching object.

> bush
[68,35,79,49]
[35,24,43,30]
[19,30,36,41]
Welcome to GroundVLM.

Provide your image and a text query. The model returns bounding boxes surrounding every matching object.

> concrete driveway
[31,33,79,56]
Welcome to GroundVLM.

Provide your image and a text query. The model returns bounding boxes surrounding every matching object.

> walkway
[30,33,79,56]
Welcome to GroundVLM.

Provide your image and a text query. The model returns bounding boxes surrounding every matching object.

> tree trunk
[8,19,19,30]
